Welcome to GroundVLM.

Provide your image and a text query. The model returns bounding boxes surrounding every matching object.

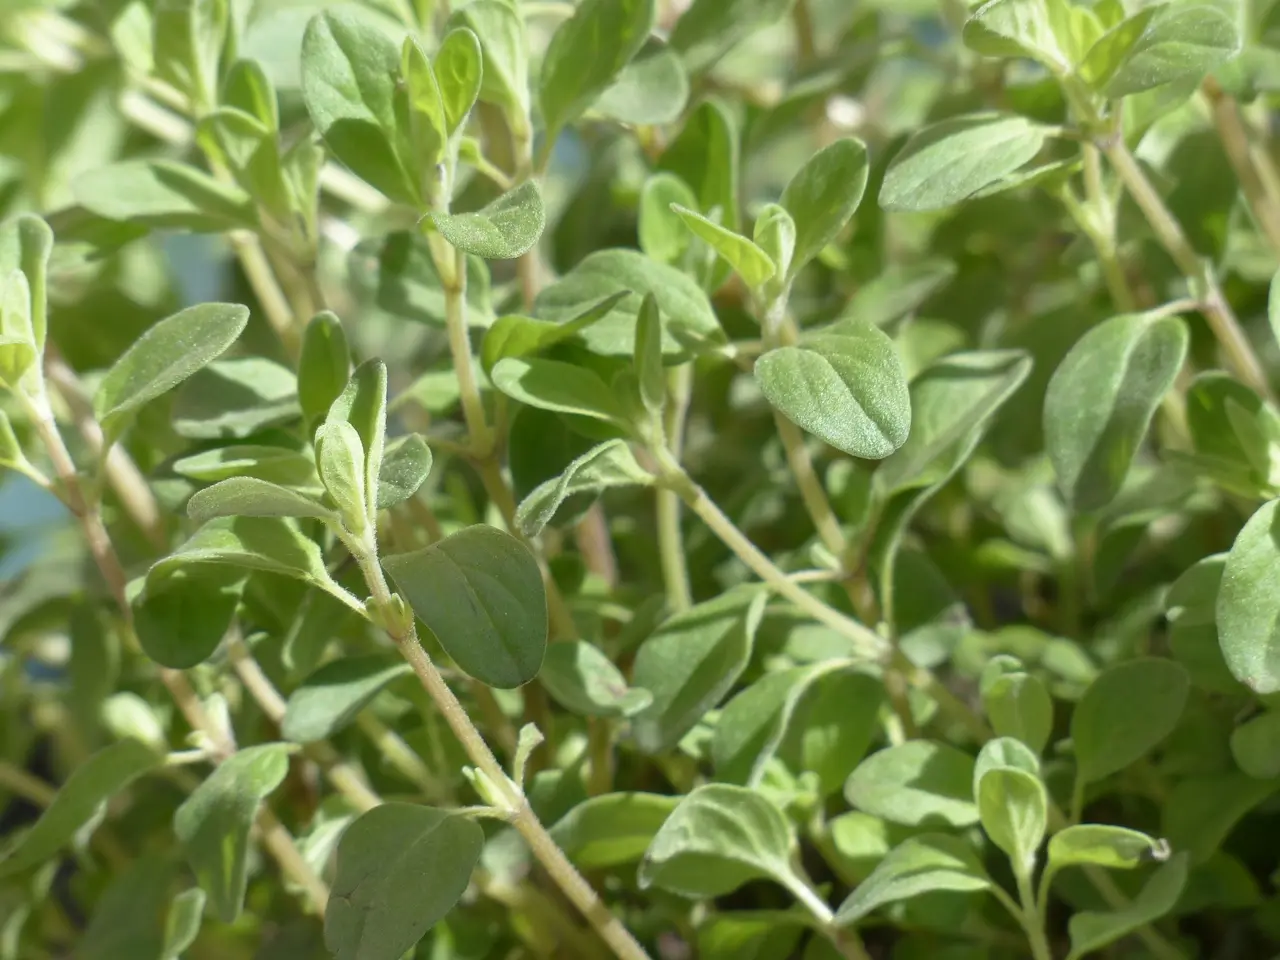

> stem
[231,232,302,357]
[587,718,614,796]
[1102,136,1275,403]
[1016,871,1053,960]
[359,551,653,960]
[257,808,330,913]
[1081,145,1137,312]
[1203,78,1280,256]
[0,760,57,807]
[773,411,846,558]
[656,365,693,612]
[436,243,494,457]
[655,452,886,661]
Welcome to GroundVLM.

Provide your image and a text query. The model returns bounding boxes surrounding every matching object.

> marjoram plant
[4,0,1280,957]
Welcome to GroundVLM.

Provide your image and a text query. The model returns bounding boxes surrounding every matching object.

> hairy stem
[656,365,694,611]
[1203,78,1280,256]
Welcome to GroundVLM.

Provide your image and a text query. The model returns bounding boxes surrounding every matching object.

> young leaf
[134,566,243,669]
[976,767,1047,877]
[844,741,979,827]
[327,359,388,528]
[325,804,483,960]
[1218,499,1280,693]
[755,325,911,460]
[658,98,740,234]
[1044,312,1189,512]
[174,743,291,923]
[980,659,1053,754]
[670,205,775,288]
[1071,657,1190,784]
[298,311,350,429]
[377,435,433,510]
[595,38,689,125]
[94,303,250,443]
[533,249,723,357]
[281,654,412,743]
[1082,3,1240,99]
[491,357,630,427]
[1230,710,1280,779]
[630,587,767,754]
[973,736,1042,791]
[151,0,226,108]
[538,0,655,143]
[963,0,1072,68]
[316,420,368,533]
[450,0,529,122]
[481,291,628,375]
[515,440,653,537]
[669,0,793,73]
[752,204,796,282]
[0,272,35,390]
[1065,854,1189,960]
[187,477,337,524]
[434,27,482,134]
[639,784,796,898]
[550,793,680,868]
[430,181,546,260]
[880,113,1049,212]
[74,160,257,232]
[302,11,420,205]
[639,173,699,264]
[539,641,653,718]
[634,294,665,416]
[383,525,547,688]
[1047,824,1169,872]
[0,213,52,353]
[0,739,159,878]
[780,138,870,278]
[833,834,991,927]
[160,887,206,960]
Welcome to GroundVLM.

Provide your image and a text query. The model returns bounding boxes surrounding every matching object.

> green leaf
[1165,553,1242,693]
[134,567,243,669]
[658,98,739,236]
[1218,498,1280,694]
[316,420,369,533]
[0,273,35,390]
[492,357,629,427]
[877,349,1032,495]
[187,477,336,524]
[515,440,652,537]
[634,294,665,415]
[833,834,991,927]
[351,231,494,328]
[152,0,226,109]
[435,27,482,134]
[1082,3,1240,99]
[630,587,767,754]
[1044,312,1188,513]
[282,654,412,743]
[450,0,529,121]
[94,303,250,443]
[539,641,652,717]
[639,173,698,264]
[155,517,348,603]
[197,108,289,221]
[752,204,797,282]
[173,445,319,490]
[669,0,794,73]
[880,113,1049,212]
[172,358,299,440]
[780,138,870,278]
[301,10,417,206]
[840,259,957,328]
[963,0,1073,69]
[550,793,680,869]
[534,249,724,357]
[74,160,257,232]
[671,204,775,288]
[481,292,628,375]
[1066,854,1189,960]
[327,359,388,529]
[298,311,350,429]
[973,736,1041,791]
[430,181,546,260]
[538,0,655,142]
[174,743,291,923]
[976,767,1046,876]
[223,58,279,130]
[0,213,52,354]
[844,741,979,827]
[1162,772,1280,862]
[1231,710,1280,779]
[778,669,887,797]
[980,658,1054,754]
[712,665,828,786]
[639,784,796,898]
[326,804,483,960]
[383,525,548,688]
[595,39,689,125]
[1071,657,1190,784]
[0,740,159,878]
[755,325,911,460]
[1047,825,1169,872]
[377,435,433,510]
[160,888,206,960]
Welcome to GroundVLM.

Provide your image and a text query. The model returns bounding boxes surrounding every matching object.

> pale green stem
[1203,78,1280,257]
[1016,871,1053,960]
[656,365,693,611]
[0,760,56,807]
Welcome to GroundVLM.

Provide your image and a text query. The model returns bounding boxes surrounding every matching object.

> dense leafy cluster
[3,0,1280,958]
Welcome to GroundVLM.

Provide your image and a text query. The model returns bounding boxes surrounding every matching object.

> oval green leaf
[844,741,979,827]
[282,654,413,743]
[430,181,546,260]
